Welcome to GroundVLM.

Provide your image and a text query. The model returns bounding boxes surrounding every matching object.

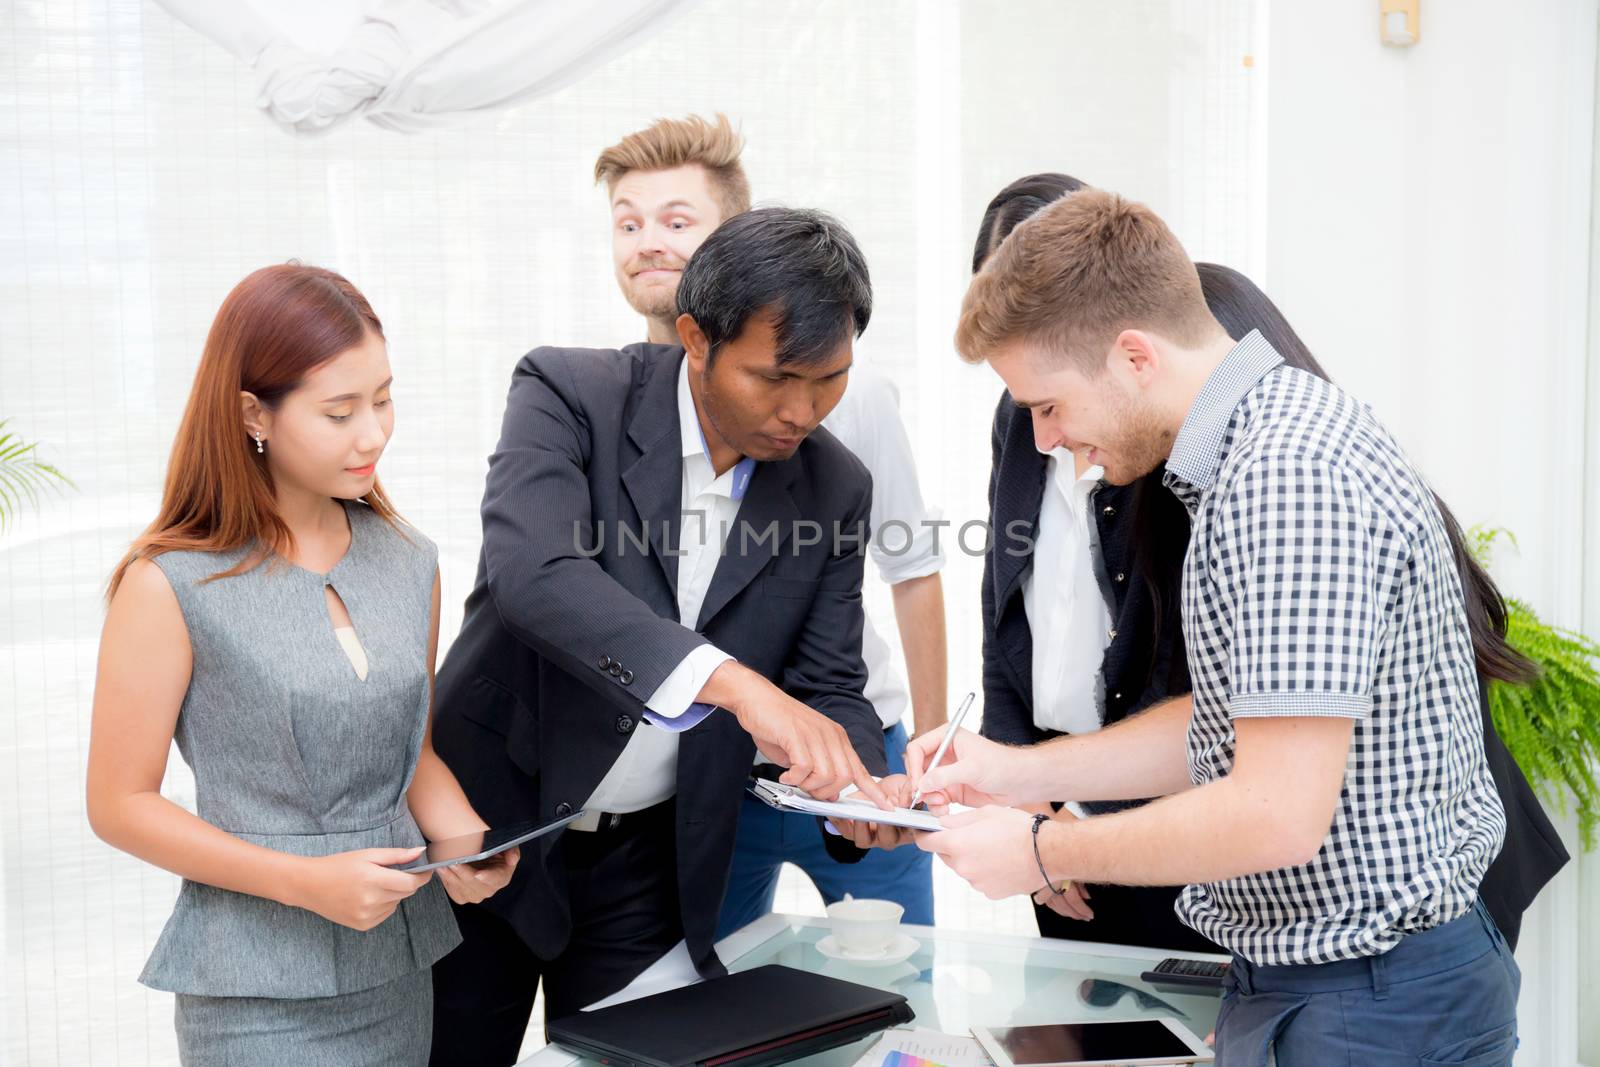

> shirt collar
[1163,329,1283,497]
[677,359,756,501]
[1040,447,1102,502]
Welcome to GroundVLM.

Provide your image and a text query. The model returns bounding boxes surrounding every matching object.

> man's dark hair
[676,207,871,365]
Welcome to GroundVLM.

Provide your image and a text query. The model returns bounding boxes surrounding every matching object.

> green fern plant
[0,419,75,531]
[1473,527,1600,850]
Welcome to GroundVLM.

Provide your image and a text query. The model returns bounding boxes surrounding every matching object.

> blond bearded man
[594,115,945,934]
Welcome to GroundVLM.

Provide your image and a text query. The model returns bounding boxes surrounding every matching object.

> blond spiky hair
[594,113,752,219]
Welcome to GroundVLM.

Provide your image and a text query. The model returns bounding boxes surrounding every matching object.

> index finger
[362,846,427,866]
[849,758,891,810]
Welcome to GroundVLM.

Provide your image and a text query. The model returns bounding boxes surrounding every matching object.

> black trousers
[1033,881,1222,955]
[428,800,683,1067]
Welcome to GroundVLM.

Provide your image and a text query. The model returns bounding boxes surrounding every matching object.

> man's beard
[621,256,686,321]
[1095,387,1172,485]
[623,280,677,321]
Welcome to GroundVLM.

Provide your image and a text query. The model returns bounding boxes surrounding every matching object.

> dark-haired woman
[86,265,513,1064]
[975,171,1220,953]
[975,175,1565,953]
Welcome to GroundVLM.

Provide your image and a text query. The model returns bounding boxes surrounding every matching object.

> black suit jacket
[978,394,1566,947]
[433,344,887,976]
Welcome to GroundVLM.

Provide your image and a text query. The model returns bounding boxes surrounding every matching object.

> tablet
[390,813,584,873]
[971,1018,1213,1066]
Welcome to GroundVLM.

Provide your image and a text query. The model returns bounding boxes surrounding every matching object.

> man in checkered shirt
[899,189,1520,1065]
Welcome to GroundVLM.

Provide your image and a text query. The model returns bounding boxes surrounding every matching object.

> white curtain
[150,0,701,134]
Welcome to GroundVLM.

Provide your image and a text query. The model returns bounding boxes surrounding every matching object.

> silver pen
[909,690,975,809]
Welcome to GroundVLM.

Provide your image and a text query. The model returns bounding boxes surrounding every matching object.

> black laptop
[546,964,915,1067]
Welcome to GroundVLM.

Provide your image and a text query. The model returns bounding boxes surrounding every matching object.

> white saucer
[815,932,919,967]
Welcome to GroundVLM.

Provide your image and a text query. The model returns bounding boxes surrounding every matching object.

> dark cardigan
[978,393,1567,948]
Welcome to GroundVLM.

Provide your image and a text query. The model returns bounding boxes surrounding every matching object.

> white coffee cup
[825,896,904,957]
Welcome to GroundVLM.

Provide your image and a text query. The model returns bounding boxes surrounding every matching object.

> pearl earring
[254,432,264,454]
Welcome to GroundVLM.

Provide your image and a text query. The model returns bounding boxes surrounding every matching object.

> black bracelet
[1031,812,1063,897]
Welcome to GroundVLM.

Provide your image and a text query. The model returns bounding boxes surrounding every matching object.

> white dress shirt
[1020,451,1112,736]
[585,361,945,812]
[819,367,945,730]
[581,361,743,814]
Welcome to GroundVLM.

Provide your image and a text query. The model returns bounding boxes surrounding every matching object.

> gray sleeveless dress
[139,501,461,1065]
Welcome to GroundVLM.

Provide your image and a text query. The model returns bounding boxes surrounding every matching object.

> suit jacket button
[608,663,624,677]
[598,655,613,671]
[615,715,635,734]
[620,670,634,685]
[555,802,574,817]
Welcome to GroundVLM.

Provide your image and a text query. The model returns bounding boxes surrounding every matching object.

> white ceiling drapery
[151,0,700,134]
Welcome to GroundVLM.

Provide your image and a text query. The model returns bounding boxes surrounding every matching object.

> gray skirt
[174,967,432,1066]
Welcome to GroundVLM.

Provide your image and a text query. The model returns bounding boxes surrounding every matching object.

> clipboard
[747,779,944,832]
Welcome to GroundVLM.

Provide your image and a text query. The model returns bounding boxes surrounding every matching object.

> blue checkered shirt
[1164,330,1505,966]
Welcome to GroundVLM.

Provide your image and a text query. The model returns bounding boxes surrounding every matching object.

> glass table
[521,914,1227,1065]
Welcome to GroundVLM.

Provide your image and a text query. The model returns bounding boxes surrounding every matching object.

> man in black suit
[427,207,892,1066]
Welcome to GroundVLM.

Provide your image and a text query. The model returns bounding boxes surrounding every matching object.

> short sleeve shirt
[1164,330,1505,966]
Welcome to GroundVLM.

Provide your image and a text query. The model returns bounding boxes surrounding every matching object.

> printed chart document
[851,1027,995,1067]
[748,779,944,832]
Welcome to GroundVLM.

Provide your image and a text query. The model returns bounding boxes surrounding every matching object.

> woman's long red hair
[109,264,404,598]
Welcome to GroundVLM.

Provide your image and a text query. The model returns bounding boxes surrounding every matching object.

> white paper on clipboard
[747,779,945,832]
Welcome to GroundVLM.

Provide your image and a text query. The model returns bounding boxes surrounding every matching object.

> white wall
[1264,2,1600,1064]
[1583,37,1600,1061]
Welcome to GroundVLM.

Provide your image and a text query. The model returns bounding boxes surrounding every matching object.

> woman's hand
[1030,807,1094,921]
[1034,880,1095,921]
[289,847,433,931]
[438,846,520,905]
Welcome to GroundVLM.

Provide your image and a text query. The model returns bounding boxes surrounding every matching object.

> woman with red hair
[86,264,509,1064]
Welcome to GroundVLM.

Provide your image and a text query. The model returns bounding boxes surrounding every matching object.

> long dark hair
[971,172,1089,273]
[971,173,1192,688]
[970,175,1535,688]
[1196,264,1536,685]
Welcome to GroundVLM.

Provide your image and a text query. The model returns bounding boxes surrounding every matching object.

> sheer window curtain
[150,0,701,134]
[0,1,1260,1061]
